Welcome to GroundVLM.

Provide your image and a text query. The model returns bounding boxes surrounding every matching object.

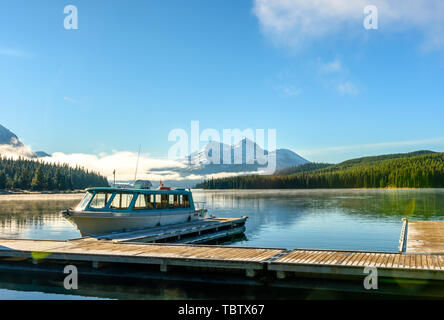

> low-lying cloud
[0,144,34,159]
[0,47,32,59]
[0,145,263,183]
[39,151,187,181]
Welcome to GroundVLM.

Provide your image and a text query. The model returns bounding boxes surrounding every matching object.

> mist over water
[0,194,82,240]
[2,189,444,249]
[193,189,444,251]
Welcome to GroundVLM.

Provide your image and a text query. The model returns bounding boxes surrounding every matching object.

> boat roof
[86,187,192,195]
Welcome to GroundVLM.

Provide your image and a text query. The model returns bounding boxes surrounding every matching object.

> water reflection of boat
[62,186,207,236]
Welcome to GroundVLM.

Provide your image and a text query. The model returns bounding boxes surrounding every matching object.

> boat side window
[174,195,180,208]
[134,194,155,210]
[161,194,168,209]
[168,194,175,209]
[89,192,113,209]
[154,194,168,209]
[110,193,134,209]
[182,194,190,208]
[178,195,183,208]
[155,194,162,209]
[147,194,155,208]
[134,193,146,209]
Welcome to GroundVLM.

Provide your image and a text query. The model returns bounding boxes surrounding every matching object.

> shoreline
[1,187,441,195]
[0,190,84,201]
[1,188,443,201]
[0,189,85,195]
[196,187,440,191]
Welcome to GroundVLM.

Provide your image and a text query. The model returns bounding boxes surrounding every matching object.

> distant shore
[0,189,85,195]
[0,190,84,201]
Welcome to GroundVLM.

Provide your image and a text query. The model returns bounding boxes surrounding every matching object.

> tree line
[274,162,332,176]
[0,156,109,191]
[196,152,444,189]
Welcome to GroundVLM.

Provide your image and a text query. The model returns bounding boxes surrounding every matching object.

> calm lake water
[1,189,444,299]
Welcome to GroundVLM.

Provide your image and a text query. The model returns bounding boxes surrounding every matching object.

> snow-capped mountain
[0,123,48,157]
[178,137,310,175]
[0,124,23,147]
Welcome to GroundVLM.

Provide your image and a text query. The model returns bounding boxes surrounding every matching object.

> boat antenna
[134,144,141,185]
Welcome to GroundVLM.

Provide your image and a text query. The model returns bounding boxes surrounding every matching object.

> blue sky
[1,0,444,165]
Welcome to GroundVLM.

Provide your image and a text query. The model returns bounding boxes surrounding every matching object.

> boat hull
[63,209,206,236]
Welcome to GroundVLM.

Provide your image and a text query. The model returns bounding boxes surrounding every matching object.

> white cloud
[278,84,301,96]
[39,151,187,181]
[63,97,78,103]
[0,144,34,159]
[253,0,444,50]
[315,58,359,95]
[337,81,359,95]
[0,48,32,59]
[1,145,276,182]
[318,59,343,74]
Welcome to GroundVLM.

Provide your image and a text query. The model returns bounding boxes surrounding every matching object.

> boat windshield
[74,192,93,211]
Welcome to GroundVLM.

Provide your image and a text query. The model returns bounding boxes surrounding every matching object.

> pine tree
[196,152,444,190]
[0,170,6,189]
[31,165,46,190]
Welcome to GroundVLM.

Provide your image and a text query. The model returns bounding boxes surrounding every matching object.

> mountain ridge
[0,123,49,158]
[0,124,23,147]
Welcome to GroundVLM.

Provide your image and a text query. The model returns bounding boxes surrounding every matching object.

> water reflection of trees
[331,190,444,220]
[0,200,78,232]
[193,190,325,236]
[193,189,444,236]
[2,190,444,242]
[0,267,337,300]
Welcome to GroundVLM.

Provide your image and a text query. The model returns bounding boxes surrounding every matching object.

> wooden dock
[268,249,444,281]
[1,219,444,297]
[89,217,247,244]
[401,219,444,254]
[0,238,282,277]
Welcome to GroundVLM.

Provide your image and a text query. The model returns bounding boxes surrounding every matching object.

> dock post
[246,269,256,278]
[160,262,168,273]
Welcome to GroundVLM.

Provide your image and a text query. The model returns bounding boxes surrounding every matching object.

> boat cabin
[75,187,195,212]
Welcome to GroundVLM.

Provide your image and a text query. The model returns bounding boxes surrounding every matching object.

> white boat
[62,186,207,236]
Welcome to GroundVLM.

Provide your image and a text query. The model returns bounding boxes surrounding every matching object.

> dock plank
[3,237,444,281]
[0,239,282,263]
[406,221,444,254]
[6,218,444,287]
